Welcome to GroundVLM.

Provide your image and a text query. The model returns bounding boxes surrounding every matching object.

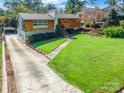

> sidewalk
[47,38,72,60]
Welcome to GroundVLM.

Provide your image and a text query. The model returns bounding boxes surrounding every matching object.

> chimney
[48,9,59,31]
[54,9,58,31]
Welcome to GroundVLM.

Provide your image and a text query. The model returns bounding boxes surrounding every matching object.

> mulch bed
[3,36,17,93]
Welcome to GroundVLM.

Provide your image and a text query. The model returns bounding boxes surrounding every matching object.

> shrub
[97,30,105,35]
[120,20,124,28]
[66,28,75,34]
[27,32,58,43]
[97,23,101,28]
[55,25,60,35]
[46,32,57,38]
[81,23,84,26]
[85,22,92,27]
[103,26,124,38]
[41,33,49,40]
[93,23,101,28]
[27,36,34,43]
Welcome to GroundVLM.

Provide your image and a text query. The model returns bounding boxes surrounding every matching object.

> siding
[24,20,54,32]
[58,18,80,28]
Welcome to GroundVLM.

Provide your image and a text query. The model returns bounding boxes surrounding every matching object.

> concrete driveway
[6,34,83,93]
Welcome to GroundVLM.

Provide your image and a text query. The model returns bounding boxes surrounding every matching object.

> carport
[4,27,16,34]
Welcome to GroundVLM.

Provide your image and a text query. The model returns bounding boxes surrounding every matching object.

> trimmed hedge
[27,32,58,43]
[103,26,124,38]
[27,28,82,43]
[66,28,82,34]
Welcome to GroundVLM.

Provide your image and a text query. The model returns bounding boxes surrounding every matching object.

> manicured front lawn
[0,41,2,92]
[32,38,66,54]
[49,34,124,93]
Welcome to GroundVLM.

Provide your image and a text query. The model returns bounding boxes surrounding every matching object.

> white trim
[33,20,48,29]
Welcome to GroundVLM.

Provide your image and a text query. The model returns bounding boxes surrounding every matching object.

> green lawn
[49,34,124,93]
[0,41,2,92]
[32,38,66,54]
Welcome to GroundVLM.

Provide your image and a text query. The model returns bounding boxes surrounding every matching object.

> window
[33,20,48,28]
[33,21,39,28]
[75,19,80,23]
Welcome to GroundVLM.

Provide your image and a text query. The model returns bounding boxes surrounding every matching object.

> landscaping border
[26,43,51,60]
[2,39,8,93]
[3,35,17,93]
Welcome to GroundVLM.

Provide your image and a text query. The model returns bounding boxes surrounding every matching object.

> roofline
[18,13,54,20]
[22,18,54,20]
[58,17,80,19]
[18,13,80,20]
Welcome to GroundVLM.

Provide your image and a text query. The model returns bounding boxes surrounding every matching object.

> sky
[43,0,108,8]
[0,0,108,9]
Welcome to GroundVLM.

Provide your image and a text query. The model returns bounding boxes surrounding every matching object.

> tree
[106,0,119,6]
[66,0,85,14]
[45,4,56,11]
[3,3,33,27]
[14,4,33,13]
[4,0,44,12]
[106,9,119,26]
[0,8,4,16]
[65,0,96,14]
[23,0,43,12]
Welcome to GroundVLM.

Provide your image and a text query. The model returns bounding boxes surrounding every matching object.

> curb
[27,43,51,60]
[2,35,17,93]
[2,40,8,93]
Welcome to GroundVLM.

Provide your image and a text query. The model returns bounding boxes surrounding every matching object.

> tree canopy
[65,0,96,14]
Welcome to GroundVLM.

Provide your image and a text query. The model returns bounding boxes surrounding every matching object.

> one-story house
[17,10,81,42]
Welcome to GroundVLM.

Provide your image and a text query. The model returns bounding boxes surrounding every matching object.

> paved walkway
[6,34,83,93]
[48,38,72,60]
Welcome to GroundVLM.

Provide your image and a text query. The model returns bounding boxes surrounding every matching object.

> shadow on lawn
[32,37,65,47]
[70,37,77,39]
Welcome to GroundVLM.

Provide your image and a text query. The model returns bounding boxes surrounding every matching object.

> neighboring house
[80,8,104,23]
[17,10,80,42]
[103,6,124,16]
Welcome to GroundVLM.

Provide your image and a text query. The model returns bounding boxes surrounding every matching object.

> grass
[0,41,2,92]
[32,38,66,54]
[49,34,124,93]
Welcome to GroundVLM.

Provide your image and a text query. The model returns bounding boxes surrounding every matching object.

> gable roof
[19,13,54,20]
[19,13,80,20]
[48,10,80,19]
